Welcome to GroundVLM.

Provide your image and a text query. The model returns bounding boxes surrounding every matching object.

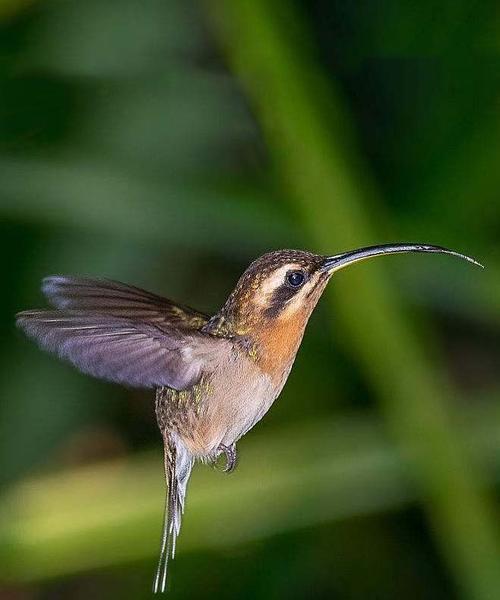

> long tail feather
[153,438,193,594]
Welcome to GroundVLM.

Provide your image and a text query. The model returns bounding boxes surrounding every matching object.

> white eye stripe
[256,264,301,303]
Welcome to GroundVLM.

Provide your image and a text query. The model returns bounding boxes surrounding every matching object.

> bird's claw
[217,443,237,473]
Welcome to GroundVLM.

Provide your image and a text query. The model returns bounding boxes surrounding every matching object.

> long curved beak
[321,243,483,273]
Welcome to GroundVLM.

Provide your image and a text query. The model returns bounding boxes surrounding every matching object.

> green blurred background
[0,0,499,598]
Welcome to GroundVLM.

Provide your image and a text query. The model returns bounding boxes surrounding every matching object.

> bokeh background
[1,1,499,598]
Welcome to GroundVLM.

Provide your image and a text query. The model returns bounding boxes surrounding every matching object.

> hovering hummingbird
[16,243,481,592]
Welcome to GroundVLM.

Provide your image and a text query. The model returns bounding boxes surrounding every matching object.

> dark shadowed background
[0,1,499,598]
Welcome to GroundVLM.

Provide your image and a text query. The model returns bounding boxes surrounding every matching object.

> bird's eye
[286,270,306,287]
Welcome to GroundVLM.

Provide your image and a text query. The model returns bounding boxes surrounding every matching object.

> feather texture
[16,276,211,390]
[42,276,208,327]
[153,430,194,594]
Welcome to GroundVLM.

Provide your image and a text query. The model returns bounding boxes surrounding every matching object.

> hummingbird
[16,243,481,592]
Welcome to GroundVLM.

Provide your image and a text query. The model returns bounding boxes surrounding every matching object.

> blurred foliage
[0,0,499,599]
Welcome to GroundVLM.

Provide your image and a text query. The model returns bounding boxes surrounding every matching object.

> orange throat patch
[252,308,310,384]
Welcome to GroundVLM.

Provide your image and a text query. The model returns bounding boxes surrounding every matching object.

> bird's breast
[174,344,278,457]
[174,316,307,458]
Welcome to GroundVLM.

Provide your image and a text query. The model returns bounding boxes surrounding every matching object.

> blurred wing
[16,276,212,390]
[42,276,208,328]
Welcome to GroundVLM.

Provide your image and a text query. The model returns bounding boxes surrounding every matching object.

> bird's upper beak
[320,243,483,273]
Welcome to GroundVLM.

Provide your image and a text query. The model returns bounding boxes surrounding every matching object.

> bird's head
[206,243,481,342]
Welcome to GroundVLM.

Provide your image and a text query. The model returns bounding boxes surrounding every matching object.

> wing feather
[16,277,213,390]
[42,276,208,328]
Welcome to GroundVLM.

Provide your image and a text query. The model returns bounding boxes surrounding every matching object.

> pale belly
[178,355,283,458]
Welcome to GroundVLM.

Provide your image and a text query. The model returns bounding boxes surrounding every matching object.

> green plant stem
[206,2,500,598]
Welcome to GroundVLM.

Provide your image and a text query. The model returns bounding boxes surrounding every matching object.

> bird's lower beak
[320,243,483,273]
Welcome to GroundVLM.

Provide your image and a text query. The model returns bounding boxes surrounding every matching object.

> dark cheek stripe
[263,285,298,319]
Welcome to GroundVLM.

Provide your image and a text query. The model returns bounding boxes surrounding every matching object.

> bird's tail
[153,438,193,594]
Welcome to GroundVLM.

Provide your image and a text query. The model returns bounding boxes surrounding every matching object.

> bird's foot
[216,443,237,473]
